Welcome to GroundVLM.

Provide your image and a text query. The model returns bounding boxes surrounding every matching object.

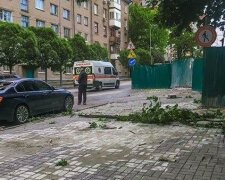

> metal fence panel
[131,64,171,89]
[171,58,194,88]
[192,59,203,92]
[202,47,225,107]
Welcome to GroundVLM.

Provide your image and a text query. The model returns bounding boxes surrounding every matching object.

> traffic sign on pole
[127,40,135,50]
[195,25,217,47]
[128,58,136,66]
[127,49,137,59]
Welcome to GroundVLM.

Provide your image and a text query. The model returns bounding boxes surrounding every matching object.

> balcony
[110,53,119,60]
[109,1,121,10]
[109,19,121,29]
[109,36,120,45]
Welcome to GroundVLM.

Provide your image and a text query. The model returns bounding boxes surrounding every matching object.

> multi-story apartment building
[0,0,130,80]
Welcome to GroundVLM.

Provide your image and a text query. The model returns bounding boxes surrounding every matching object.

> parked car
[0,74,20,83]
[0,79,74,123]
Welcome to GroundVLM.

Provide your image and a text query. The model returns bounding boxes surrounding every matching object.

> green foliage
[56,159,68,166]
[51,37,72,86]
[29,27,59,81]
[63,109,75,117]
[69,34,89,61]
[117,98,200,125]
[118,49,129,68]
[49,121,56,124]
[89,121,98,128]
[156,0,225,35]
[169,30,201,59]
[88,42,108,60]
[129,4,169,52]
[193,98,201,104]
[0,22,38,73]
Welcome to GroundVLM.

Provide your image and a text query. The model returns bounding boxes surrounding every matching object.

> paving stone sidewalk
[0,89,225,180]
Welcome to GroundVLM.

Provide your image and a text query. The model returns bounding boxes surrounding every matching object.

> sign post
[195,25,217,47]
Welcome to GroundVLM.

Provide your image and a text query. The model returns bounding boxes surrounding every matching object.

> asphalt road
[70,81,132,108]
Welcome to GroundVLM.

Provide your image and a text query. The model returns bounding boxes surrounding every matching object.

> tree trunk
[177,47,182,59]
[45,68,48,82]
[9,66,12,74]
[60,67,62,87]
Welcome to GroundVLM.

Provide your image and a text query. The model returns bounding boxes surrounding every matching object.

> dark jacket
[78,71,87,85]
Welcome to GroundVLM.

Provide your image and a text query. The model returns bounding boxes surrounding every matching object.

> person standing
[78,67,87,105]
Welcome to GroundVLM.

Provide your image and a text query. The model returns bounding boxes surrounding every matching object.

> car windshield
[0,82,13,91]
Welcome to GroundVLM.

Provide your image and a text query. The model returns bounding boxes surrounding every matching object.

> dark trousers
[78,84,87,104]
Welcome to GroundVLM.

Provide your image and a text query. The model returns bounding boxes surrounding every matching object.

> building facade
[0,0,130,79]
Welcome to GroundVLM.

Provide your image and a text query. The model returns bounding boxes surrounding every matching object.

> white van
[73,60,120,90]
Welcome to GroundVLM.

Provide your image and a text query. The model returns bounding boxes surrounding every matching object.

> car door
[15,80,44,114]
[104,67,114,87]
[34,80,61,111]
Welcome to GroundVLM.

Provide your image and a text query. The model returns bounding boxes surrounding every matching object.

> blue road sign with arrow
[128,58,136,66]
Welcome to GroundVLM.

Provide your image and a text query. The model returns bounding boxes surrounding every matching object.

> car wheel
[97,83,103,91]
[14,105,29,124]
[115,81,120,89]
[64,96,74,111]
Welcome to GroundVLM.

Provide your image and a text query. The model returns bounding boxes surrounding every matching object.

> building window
[21,0,28,11]
[51,24,58,33]
[111,0,120,4]
[21,15,29,27]
[39,67,45,73]
[125,5,128,14]
[77,14,81,24]
[36,20,45,27]
[84,16,88,26]
[110,12,120,21]
[35,0,44,10]
[83,1,88,9]
[103,26,107,37]
[63,9,70,20]
[0,9,12,22]
[50,4,58,15]
[94,22,98,34]
[65,67,72,74]
[103,8,107,19]
[109,12,114,19]
[93,4,98,15]
[64,27,70,38]
[84,33,88,41]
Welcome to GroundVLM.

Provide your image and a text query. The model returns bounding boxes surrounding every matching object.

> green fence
[131,64,171,89]
[170,59,194,88]
[131,58,203,90]
[202,47,225,107]
[192,59,203,92]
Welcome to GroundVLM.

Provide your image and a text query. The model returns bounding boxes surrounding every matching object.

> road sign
[195,25,217,47]
[127,49,137,58]
[127,40,135,50]
[128,58,136,66]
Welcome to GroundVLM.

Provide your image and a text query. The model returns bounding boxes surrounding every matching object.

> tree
[169,31,198,59]
[0,22,38,74]
[69,34,89,62]
[155,0,225,35]
[88,42,108,60]
[118,50,129,68]
[29,27,58,82]
[128,3,169,63]
[52,38,72,86]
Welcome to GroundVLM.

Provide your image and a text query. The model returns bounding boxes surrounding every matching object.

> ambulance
[73,60,120,90]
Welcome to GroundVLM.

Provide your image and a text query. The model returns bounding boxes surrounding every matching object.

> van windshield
[74,66,92,75]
